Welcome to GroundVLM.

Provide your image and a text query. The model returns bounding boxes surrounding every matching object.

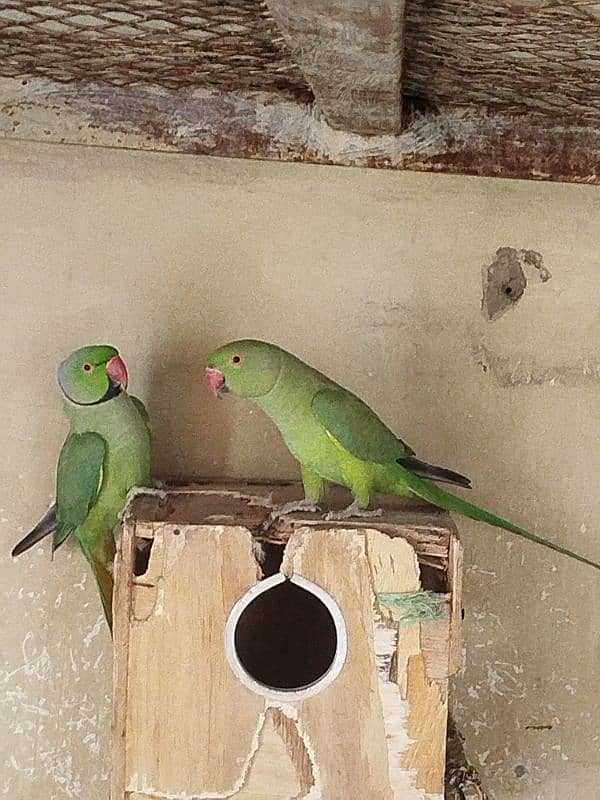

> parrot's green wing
[54,432,106,552]
[311,388,414,464]
[131,395,152,438]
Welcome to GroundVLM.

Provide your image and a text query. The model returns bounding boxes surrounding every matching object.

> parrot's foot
[325,501,383,522]
[119,486,168,520]
[261,499,321,532]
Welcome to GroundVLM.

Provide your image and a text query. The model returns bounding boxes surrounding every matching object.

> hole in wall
[481,247,550,322]
[225,574,347,700]
[481,247,527,321]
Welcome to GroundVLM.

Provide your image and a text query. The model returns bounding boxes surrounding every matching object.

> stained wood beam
[1,78,597,184]
[265,0,405,134]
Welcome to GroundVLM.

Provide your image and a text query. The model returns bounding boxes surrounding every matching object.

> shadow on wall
[146,325,233,481]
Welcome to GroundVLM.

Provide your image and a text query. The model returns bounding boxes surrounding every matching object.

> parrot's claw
[325,502,383,522]
[260,499,321,532]
[119,486,168,521]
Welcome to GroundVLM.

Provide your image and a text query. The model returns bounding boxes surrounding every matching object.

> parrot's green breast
[65,392,151,549]
[255,354,355,488]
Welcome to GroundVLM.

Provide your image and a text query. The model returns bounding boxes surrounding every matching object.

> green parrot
[11,345,153,631]
[206,339,600,571]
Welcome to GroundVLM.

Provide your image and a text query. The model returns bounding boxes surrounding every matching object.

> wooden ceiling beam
[1,0,599,181]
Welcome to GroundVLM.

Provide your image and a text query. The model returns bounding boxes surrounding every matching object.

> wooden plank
[123,523,263,798]
[282,525,448,798]
[447,534,464,676]
[1,0,600,179]
[280,527,397,798]
[0,77,597,183]
[111,517,136,800]
[265,0,405,134]
[403,654,447,793]
[126,481,455,582]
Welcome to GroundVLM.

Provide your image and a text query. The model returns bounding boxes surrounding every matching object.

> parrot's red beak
[106,355,128,390]
[205,367,226,396]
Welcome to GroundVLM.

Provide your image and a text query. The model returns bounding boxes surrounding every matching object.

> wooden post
[112,483,463,800]
[265,0,406,134]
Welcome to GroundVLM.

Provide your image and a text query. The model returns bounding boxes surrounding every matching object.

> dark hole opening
[419,562,447,593]
[234,581,338,691]
[133,538,153,576]
[257,541,285,577]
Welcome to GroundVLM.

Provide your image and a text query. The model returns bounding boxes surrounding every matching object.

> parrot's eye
[231,355,243,366]
[82,363,93,372]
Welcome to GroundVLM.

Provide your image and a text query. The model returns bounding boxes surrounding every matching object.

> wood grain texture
[281,527,396,799]
[128,481,456,581]
[111,519,135,800]
[265,0,405,133]
[113,486,462,799]
[403,654,447,792]
[120,523,264,798]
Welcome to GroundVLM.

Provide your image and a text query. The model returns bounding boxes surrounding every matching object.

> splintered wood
[112,483,463,800]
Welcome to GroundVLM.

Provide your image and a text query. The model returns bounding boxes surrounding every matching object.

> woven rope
[0,0,308,92]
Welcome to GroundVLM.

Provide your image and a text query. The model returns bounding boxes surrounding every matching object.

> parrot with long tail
[11,345,152,631]
[206,339,600,571]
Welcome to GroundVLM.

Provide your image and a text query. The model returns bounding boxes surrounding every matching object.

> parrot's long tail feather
[394,464,600,571]
[90,559,114,636]
[11,504,57,557]
[77,535,114,636]
[398,456,471,488]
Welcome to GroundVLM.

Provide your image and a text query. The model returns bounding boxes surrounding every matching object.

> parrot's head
[205,340,283,399]
[58,345,129,405]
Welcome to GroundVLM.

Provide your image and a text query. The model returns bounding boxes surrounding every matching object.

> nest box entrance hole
[225,574,347,700]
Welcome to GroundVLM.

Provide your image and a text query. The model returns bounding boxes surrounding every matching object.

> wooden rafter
[0,0,599,182]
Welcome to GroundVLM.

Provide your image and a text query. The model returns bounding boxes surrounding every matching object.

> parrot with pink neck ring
[206,339,600,571]
[11,345,152,631]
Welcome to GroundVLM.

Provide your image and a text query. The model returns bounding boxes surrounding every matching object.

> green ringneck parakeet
[12,345,153,631]
[206,339,600,571]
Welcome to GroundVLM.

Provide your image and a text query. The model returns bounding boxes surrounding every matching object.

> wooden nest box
[112,482,463,800]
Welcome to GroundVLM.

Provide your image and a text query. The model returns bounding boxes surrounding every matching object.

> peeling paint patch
[473,344,600,388]
[481,248,550,321]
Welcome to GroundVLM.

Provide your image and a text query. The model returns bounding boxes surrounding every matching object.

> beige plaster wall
[1,139,599,799]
